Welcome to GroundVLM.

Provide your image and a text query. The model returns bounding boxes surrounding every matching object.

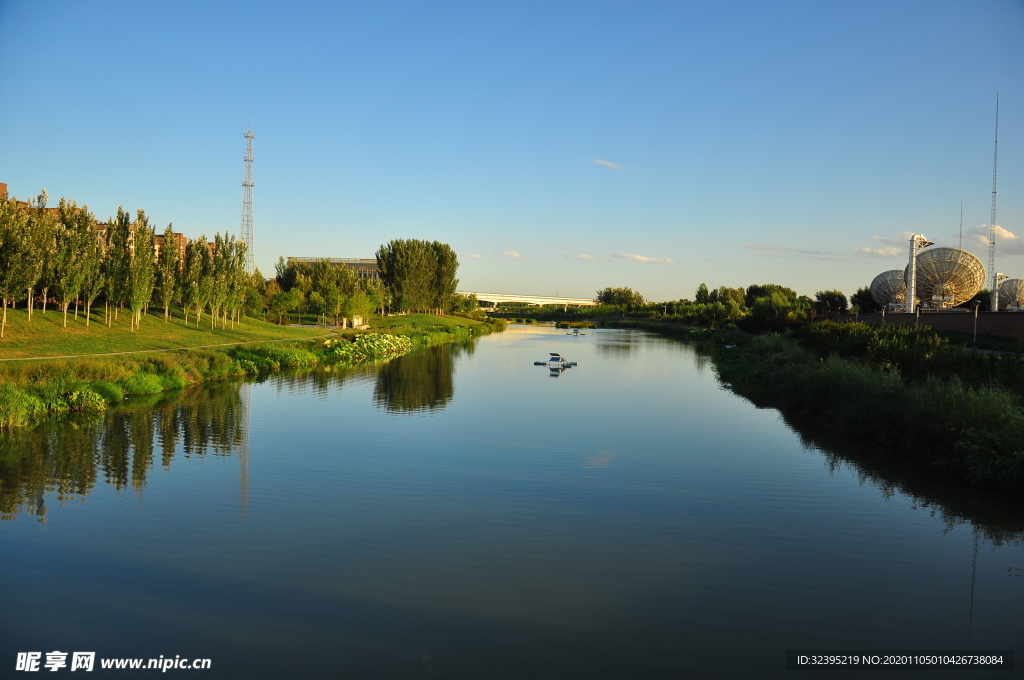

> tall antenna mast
[240,126,255,274]
[959,201,963,250]
[988,95,998,312]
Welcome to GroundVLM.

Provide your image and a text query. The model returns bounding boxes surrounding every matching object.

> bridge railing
[456,292,598,307]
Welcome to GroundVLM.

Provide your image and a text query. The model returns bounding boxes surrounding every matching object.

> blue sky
[1,0,1022,301]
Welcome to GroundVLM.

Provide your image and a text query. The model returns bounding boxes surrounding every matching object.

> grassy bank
[0,312,503,428]
[0,307,326,359]
[712,328,1024,495]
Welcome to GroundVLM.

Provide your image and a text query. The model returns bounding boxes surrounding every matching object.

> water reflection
[2,334,1022,555]
[374,342,472,413]
[784,412,1024,545]
[266,362,378,398]
[0,341,478,519]
[593,331,641,357]
[0,383,246,522]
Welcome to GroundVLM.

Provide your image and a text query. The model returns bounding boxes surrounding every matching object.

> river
[1,325,1022,678]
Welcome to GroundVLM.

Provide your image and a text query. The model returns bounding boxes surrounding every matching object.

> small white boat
[565,328,586,335]
[534,353,578,368]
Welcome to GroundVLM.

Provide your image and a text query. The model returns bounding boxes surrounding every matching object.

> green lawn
[370,313,489,330]
[0,307,326,360]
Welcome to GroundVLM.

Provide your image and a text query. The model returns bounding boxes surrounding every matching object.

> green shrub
[234,358,259,374]
[66,389,107,412]
[120,373,166,395]
[230,350,280,372]
[88,380,125,403]
[0,384,44,428]
[160,372,187,390]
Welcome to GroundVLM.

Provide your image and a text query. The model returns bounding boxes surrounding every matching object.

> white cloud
[497,251,523,258]
[745,244,844,260]
[462,253,482,259]
[591,158,623,170]
[994,225,1017,239]
[851,233,917,258]
[567,254,604,261]
[870,233,915,248]
[855,246,903,258]
[614,252,674,265]
[853,227,1024,259]
[967,224,1024,256]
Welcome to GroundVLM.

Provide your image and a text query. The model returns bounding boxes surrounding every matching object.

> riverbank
[0,313,504,428]
[710,326,1024,496]
[0,307,330,360]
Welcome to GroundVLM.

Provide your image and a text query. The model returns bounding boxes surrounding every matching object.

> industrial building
[286,257,380,279]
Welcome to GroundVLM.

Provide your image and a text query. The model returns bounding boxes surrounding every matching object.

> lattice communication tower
[989,95,999,312]
[240,127,255,273]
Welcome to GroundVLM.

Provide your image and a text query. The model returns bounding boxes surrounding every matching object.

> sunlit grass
[0,307,325,360]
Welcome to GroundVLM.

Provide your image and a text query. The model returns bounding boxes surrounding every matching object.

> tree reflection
[781,413,1024,545]
[0,383,246,521]
[0,341,480,519]
[594,335,640,357]
[373,343,460,413]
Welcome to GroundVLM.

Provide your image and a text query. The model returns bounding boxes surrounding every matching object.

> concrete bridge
[457,291,598,308]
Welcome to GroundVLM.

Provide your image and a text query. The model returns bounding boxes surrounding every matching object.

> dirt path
[0,333,336,362]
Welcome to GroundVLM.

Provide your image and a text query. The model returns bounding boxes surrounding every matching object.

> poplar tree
[0,196,33,337]
[126,210,156,331]
[105,208,132,325]
[430,241,458,315]
[52,198,91,327]
[226,239,248,327]
[80,230,104,327]
[208,233,231,329]
[181,237,208,327]
[155,224,180,322]
[23,190,54,320]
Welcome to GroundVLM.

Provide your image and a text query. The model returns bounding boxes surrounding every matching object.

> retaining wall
[834,312,1024,340]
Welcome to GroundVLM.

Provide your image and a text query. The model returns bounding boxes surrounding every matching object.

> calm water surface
[2,326,1023,678]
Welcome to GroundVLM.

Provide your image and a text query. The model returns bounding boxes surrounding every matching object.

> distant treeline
[499,284,851,331]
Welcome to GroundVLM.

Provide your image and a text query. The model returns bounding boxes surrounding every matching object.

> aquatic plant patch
[324,334,414,362]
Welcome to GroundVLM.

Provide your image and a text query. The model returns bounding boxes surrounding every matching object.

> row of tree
[0,190,251,337]
[0,190,472,336]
